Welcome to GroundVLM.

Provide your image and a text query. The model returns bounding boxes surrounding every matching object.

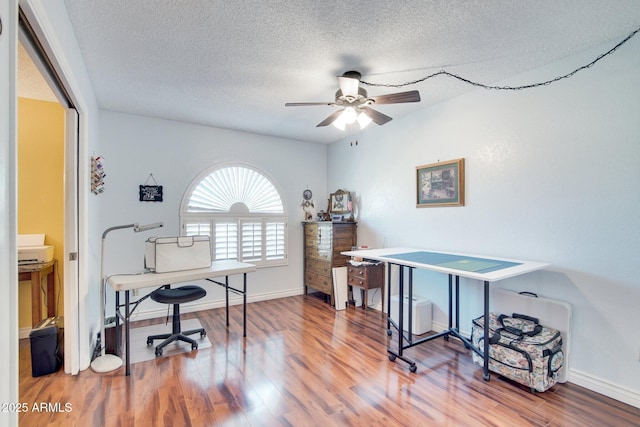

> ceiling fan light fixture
[332,113,347,130]
[357,111,372,129]
[342,107,357,124]
[287,69,420,130]
[332,107,357,130]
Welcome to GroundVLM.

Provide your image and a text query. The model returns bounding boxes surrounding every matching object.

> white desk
[108,260,256,375]
[341,247,549,379]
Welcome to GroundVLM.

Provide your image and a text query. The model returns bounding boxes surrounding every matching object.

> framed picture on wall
[329,189,352,218]
[416,158,465,207]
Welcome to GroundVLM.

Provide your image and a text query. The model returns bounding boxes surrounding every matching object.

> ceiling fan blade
[316,110,344,127]
[369,90,421,105]
[285,102,334,107]
[337,75,360,98]
[361,107,392,126]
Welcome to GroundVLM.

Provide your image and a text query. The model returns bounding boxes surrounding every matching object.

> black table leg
[386,263,392,334]
[243,272,247,337]
[483,280,490,381]
[125,289,131,376]
[397,265,404,357]
[115,291,121,358]
[448,274,453,329]
[225,275,230,327]
[455,275,460,331]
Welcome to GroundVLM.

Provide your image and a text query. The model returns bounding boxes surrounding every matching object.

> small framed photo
[416,158,465,208]
[329,189,351,214]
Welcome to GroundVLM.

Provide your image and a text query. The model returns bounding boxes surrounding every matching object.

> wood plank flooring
[19,295,640,426]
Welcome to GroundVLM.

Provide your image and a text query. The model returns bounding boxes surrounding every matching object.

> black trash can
[29,317,63,377]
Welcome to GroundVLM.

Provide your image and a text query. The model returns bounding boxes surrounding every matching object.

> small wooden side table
[18,260,57,327]
[347,261,384,311]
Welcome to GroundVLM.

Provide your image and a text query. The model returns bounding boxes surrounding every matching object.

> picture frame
[329,189,352,216]
[416,158,465,208]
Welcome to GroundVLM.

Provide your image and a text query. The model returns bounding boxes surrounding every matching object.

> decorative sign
[139,174,163,202]
[139,185,163,202]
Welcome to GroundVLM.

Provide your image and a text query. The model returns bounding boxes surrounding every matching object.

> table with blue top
[341,247,549,379]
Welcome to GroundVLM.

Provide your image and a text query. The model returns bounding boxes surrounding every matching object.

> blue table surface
[385,251,522,273]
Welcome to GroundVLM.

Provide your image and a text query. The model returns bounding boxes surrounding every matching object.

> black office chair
[146,285,207,357]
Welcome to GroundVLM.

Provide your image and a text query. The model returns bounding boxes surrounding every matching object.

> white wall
[328,36,640,405]
[98,111,327,317]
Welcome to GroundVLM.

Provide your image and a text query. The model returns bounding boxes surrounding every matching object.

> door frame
[0,2,21,425]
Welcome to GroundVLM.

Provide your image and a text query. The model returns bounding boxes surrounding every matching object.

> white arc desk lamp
[90,221,163,373]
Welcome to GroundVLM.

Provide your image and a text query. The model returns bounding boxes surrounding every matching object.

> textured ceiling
[56,0,640,143]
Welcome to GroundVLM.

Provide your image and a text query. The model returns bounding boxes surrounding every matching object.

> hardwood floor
[19,295,640,426]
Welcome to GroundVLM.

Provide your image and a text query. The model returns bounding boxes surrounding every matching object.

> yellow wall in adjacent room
[18,97,65,330]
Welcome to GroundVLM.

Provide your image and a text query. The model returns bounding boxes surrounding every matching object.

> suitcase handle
[497,313,542,337]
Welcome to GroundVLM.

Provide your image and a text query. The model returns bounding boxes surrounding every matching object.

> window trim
[180,163,288,268]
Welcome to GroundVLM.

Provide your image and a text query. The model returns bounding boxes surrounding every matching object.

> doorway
[17,42,65,338]
[17,7,81,375]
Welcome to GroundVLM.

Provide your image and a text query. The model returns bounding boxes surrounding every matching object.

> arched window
[180,165,287,267]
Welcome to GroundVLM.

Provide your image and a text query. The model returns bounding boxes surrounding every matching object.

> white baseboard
[569,369,640,409]
[430,320,640,409]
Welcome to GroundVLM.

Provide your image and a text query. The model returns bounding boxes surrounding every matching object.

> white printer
[18,234,54,265]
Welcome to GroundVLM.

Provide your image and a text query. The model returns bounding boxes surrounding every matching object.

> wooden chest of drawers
[347,262,384,311]
[303,221,357,306]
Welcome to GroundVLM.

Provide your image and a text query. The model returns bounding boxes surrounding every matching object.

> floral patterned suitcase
[471,312,564,392]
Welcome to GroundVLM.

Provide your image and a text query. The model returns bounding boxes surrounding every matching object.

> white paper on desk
[332,267,348,311]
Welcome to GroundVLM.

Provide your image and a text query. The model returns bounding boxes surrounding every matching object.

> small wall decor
[416,158,465,208]
[91,156,105,194]
[139,174,163,202]
[301,188,315,221]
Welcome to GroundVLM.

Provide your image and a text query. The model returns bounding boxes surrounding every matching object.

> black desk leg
[125,289,131,376]
[115,291,121,358]
[386,263,392,334]
[455,275,460,331]
[397,265,404,357]
[448,274,453,329]
[483,280,490,381]
[225,275,230,327]
[243,272,247,338]
[408,267,413,339]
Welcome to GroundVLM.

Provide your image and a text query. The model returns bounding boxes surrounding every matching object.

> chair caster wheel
[147,339,153,346]
[200,331,206,338]
[389,354,396,362]
[155,348,163,357]
[192,343,198,350]
[410,364,417,373]
[387,329,392,336]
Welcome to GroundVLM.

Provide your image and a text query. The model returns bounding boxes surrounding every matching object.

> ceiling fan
[285,71,421,130]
